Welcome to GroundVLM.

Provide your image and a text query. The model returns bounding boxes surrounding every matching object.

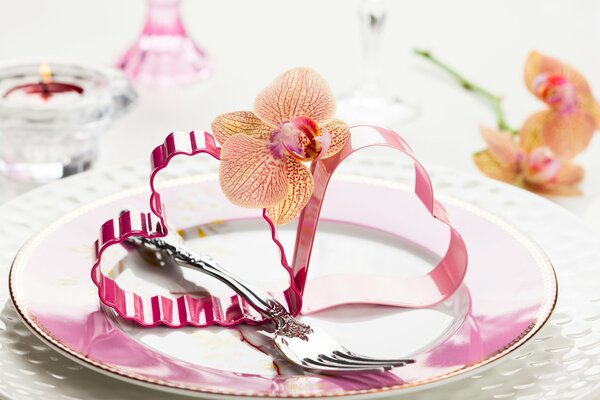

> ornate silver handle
[127,234,291,323]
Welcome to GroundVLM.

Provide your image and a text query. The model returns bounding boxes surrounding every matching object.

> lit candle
[2,62,84,105]
[0,61,136,184]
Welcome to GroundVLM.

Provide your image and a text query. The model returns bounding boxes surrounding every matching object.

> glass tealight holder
[0,62,137,187]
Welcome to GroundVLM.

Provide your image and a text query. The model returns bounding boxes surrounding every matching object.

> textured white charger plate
[0,154,599,400]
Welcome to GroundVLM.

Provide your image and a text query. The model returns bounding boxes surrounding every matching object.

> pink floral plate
[9,174,557,398]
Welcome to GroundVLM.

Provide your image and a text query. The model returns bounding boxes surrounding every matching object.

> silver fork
[126,225,414,374]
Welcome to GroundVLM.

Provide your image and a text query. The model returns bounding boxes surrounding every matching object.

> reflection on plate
[9,175,557,398]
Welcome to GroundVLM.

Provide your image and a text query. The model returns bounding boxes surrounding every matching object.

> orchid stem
[414,49,519,136]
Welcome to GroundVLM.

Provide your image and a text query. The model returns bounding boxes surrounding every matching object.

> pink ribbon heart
[91,126,468,327]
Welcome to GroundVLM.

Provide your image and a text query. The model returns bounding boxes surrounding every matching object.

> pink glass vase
[117,0,211,86]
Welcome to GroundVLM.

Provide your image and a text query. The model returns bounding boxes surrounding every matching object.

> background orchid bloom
[212,67,350,224]
[523,51,600,159]
[473,126,584,195]
[416,50,595,196]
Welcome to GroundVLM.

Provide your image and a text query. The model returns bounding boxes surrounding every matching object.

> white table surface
[1,1,600,398]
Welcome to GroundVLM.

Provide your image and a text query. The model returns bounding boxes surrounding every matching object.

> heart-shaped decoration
[91,126,468,328]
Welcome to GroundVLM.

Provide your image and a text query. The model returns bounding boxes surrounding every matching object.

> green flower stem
[414,49,519,136]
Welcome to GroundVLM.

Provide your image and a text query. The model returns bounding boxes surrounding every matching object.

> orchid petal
[479,126,520,168]
[472,150,519,183]
[254,67,336,126]
[322,119,350,158]
[541,110,594,159]
[266,159,313,225]
[219,134,288,208]
[524,181,582,196]
[519,110,595,159]
[212,111,274,146]
[519,112,546,154]
[524,51,593,102]
[590,100,600,128]
[555,162,584,186]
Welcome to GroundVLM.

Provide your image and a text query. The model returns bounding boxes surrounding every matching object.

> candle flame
[39,62,52,84]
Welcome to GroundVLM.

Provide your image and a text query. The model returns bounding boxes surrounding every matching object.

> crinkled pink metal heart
[91,125,468,327]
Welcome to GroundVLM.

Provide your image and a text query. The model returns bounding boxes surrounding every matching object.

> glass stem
[359,0,386,90]
[143,0,186,36]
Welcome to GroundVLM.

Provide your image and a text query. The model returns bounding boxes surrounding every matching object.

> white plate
[8,175,556,398]
[0,156,599,399]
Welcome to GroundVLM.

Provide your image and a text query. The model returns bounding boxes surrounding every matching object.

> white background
[1,0,600,228]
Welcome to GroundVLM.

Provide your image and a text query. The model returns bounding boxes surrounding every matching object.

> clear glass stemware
[337,0,417,127]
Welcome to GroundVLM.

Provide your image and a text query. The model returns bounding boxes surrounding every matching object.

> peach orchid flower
[522,51,600,159]
[212,68,350,224]
[473,126,584,195]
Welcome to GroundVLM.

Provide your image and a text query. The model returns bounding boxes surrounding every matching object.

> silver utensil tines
[125,222,414,374]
